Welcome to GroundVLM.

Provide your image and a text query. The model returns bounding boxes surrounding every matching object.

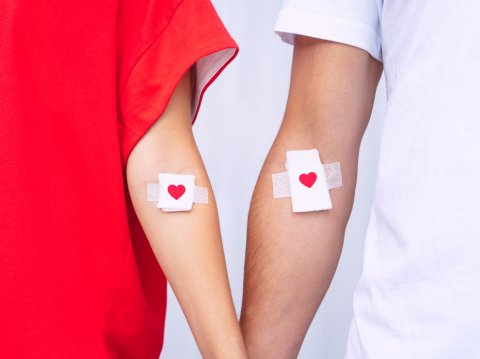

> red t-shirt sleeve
[116,0,238,167]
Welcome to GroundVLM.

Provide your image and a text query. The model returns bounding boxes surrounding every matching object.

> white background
[161,0,387,357]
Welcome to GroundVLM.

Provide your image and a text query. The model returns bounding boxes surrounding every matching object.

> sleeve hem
[274,7,382,62]
[191,47,237,125]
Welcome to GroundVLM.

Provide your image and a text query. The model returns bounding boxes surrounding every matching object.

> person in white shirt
[240,1,480,358]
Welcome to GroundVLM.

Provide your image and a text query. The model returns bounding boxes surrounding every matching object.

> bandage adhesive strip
[272,150,342,212]
[273,163,342,198]
[147,174,208,212]
[147,184,208,203]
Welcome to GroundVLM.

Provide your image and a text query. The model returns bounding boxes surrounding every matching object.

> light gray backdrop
[161,0,387,357]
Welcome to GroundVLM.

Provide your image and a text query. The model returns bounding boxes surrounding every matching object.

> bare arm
[127,70,247,359]
[240,36,382,358]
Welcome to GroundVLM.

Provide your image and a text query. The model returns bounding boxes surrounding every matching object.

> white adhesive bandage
[147,174,208,212]
[272,150,342,212]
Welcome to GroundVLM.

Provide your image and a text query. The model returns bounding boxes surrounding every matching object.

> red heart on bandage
[168,185,186,200]
[299,172,317,188]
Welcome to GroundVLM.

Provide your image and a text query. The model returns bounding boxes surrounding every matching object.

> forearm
[240,37,382,358]
[127,71,247,359]
[240,130,357,359]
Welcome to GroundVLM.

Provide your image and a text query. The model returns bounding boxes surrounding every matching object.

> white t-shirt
[275,1,480,358]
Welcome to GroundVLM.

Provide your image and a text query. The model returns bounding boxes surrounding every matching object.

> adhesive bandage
[147,174,208,212]
[272,150,342,212]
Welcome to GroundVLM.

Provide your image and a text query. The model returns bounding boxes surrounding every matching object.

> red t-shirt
[0,0,238,357]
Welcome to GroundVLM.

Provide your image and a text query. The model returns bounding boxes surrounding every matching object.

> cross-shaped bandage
[272,149,342,212]
[147,174,208,212]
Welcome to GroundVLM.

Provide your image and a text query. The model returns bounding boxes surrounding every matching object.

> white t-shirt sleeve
[274,0,382,61]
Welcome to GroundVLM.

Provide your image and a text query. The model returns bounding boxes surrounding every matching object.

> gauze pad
[272,150,342,212]
[286,150,331,212]
[147,174,208,212]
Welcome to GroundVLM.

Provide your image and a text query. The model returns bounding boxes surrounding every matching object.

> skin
[240,36,383,358]
[127,69,248,359]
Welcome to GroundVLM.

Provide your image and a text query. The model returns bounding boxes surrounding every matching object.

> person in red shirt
[0,0,247,358]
